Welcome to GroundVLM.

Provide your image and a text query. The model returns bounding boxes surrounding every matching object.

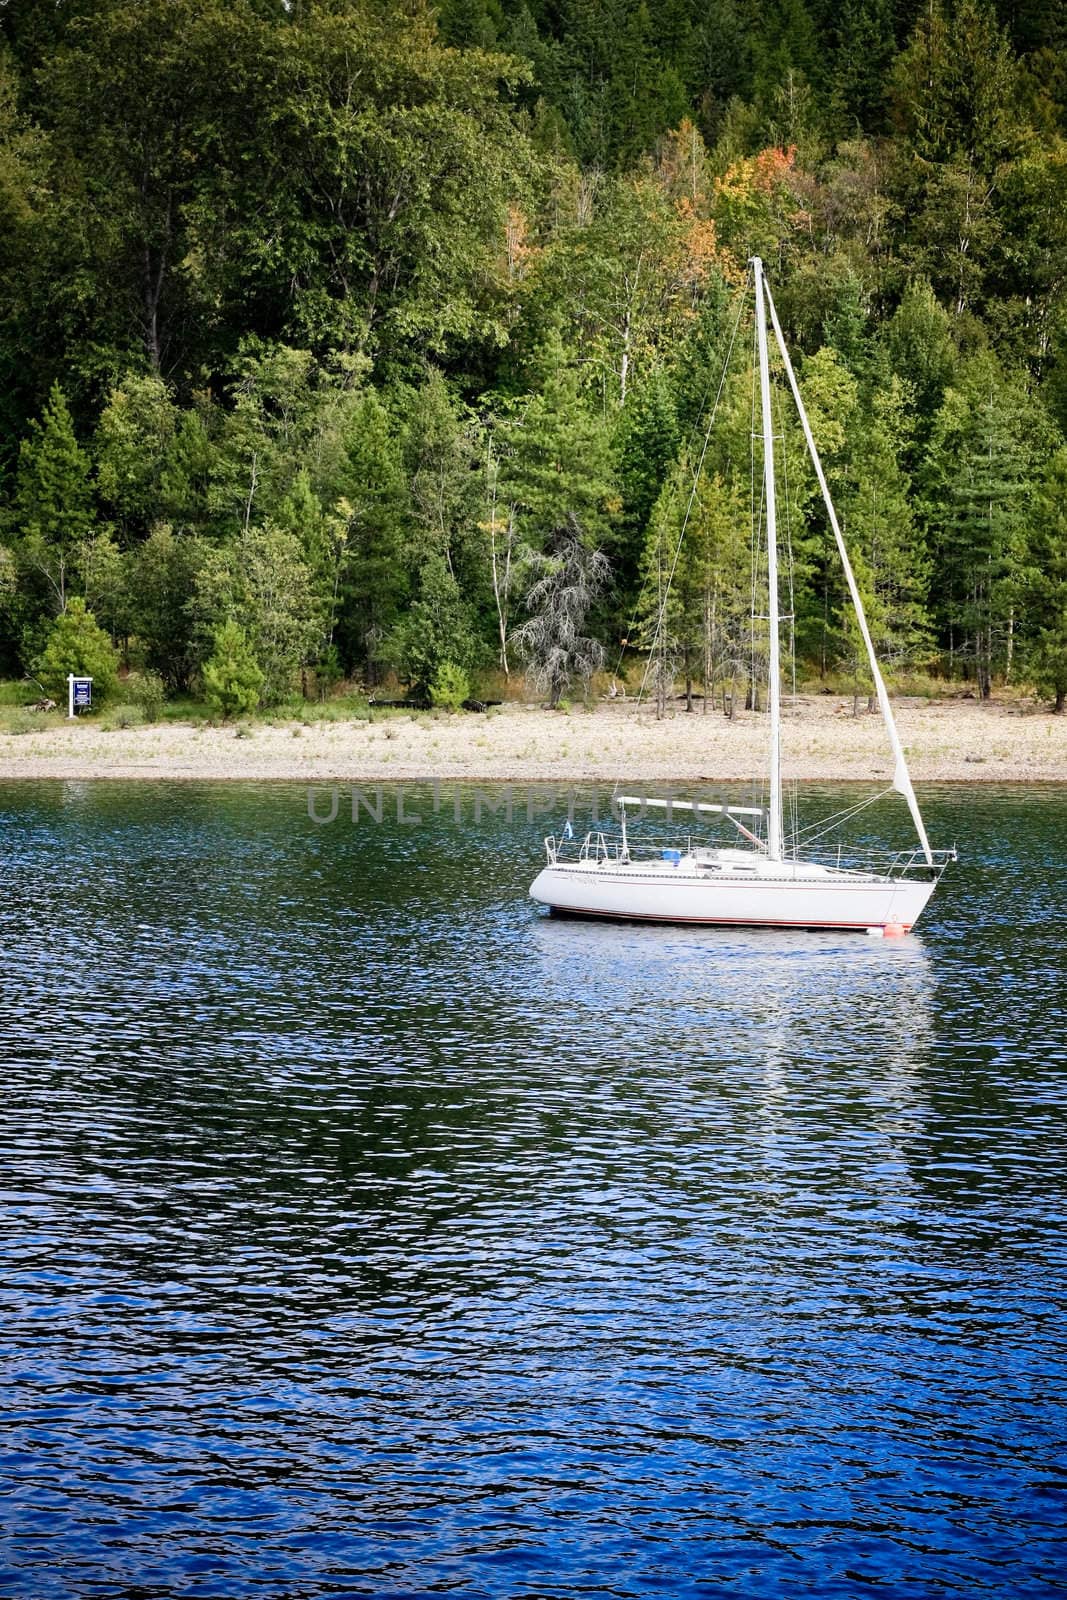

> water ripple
[1,781,1065,1598]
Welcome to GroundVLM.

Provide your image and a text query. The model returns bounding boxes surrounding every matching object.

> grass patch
[105,704,144,730]
[0,679,43,708]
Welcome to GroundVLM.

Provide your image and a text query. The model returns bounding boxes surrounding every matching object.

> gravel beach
[0,695,1063,783]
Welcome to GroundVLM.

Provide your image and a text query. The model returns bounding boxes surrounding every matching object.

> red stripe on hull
[545,905,910,931]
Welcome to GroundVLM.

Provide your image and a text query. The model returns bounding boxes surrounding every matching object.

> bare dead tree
[513,516,611,706]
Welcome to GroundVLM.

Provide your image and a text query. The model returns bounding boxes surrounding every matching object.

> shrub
[202,620,264,719]
[110,704,144,729]
[124,670,166,722]
[314,644,344,701]
[35,598,119,704]
[429,661,470,712]
[0,681,39,707]
[127,672,164,723]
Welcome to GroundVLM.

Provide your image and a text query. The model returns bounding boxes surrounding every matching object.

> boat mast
[752,257,784,863]
[761,278,934,867]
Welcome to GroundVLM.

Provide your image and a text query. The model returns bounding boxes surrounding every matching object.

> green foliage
[35,598,119,702]
[313,643,344,701]
[1024,447,1067,710]
[1,382,127,668]
[838,372,932,678]
[128,525,204,692]
[389,554,477,702]
[12,383,95,608]
[429,661,472,711]
[614,370,681,593]
[0,0,1065,709]
[882,280,959,445]
[921,353,1055,693]
[638,465,750,711]
[192,522,321,704]
[889,0,1023,174]
[333,389,411,679]
[201,619,264,719]
[106,703,144,731]
[0,677,38,706]
[123,669,166,722]
[498,349,616,552]
[223,4,531,361]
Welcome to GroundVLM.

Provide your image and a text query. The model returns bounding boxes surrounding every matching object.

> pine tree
[334,391,411,682]
[613,370,681,602]
[387,553,477,704]
[35,596,119,702]
[402,368,481,579]
[828,0,896,134]
[13,383,95,613]
[95,374,181,543]
[497,350,616,553]
[922,355,1053,692]
[882,279,958,452]
[202,618,264,718]
[839,371,932,692]
[637,462,750,715]
[890,0,1025,319]
[1024,446,1067,710]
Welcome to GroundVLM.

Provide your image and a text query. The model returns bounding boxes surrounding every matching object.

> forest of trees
[1,0,1066,713]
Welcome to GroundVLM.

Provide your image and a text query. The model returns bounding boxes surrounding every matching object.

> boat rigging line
[633,277,750,711]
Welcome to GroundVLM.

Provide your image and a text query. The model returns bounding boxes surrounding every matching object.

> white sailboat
[530,257,955,935]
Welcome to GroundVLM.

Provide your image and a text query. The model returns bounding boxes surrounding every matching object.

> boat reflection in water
[530,911,935,1123]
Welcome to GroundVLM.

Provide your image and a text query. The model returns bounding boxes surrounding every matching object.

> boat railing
[544,832,955,878]
[544,830,632,866]
[794,844,957,880]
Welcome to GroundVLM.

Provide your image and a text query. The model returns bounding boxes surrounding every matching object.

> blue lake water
[1,780,1065,1598]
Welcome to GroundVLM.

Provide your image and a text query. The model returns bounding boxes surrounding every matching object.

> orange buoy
[884,922,907,938]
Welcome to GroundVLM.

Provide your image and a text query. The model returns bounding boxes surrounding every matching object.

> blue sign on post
[67,674,93,718]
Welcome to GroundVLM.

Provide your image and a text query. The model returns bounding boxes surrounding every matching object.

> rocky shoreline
[0,695,1063,784]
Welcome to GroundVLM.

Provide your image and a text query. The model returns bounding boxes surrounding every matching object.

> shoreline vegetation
[3,6,1067,747]
[1,694,1063,785]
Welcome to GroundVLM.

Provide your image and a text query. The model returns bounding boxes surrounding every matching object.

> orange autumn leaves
[497,121,804,399]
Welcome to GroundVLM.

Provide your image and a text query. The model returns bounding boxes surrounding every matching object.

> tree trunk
[143,245,164,373]
[141,183,171,373]
[620,307,631,405]
[703,588,712,716]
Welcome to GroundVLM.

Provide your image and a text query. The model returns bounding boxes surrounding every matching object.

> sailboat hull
[530,862,935,932]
